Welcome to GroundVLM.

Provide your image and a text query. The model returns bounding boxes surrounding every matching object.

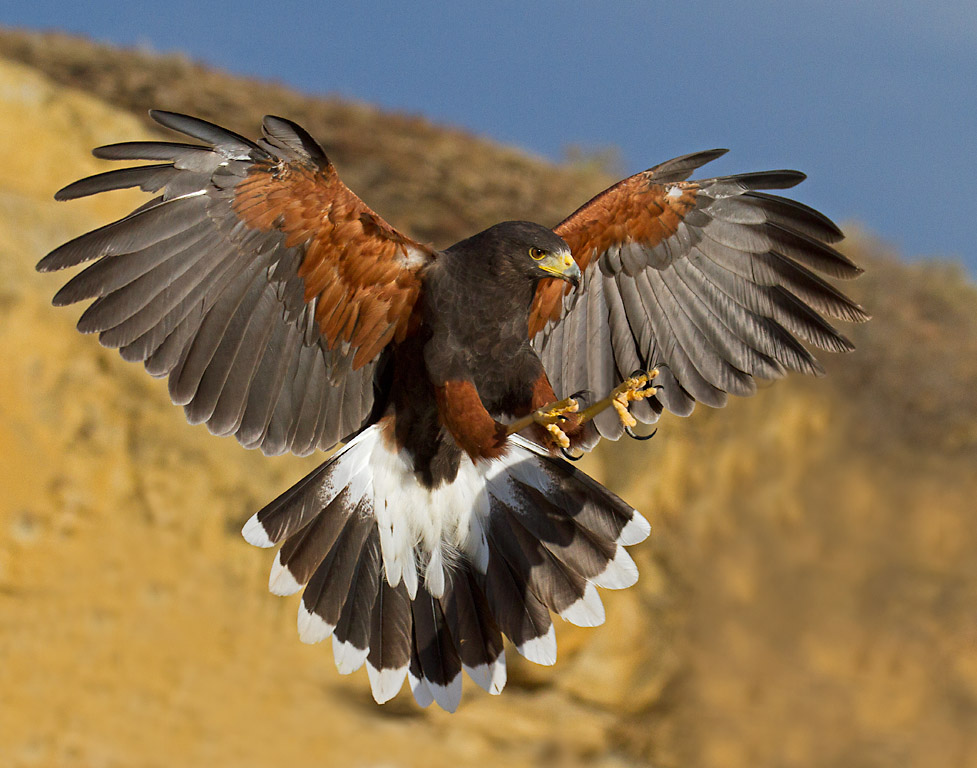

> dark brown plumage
[38,111,867,711]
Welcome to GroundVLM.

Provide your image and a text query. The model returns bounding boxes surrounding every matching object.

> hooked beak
[538,250,581,289]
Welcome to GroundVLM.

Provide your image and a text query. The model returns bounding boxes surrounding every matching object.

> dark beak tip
[567,263,582,289]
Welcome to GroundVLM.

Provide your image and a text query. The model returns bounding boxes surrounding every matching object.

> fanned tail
[242,427,649,711]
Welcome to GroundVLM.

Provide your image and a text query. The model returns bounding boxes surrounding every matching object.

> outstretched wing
[529,149,868,445]
[38,111,435,456]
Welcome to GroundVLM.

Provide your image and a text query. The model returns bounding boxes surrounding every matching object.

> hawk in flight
[39,112,867,711]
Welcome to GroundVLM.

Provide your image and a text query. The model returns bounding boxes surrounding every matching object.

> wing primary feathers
[261,115,330,167]
[711,169,807,190]
[79,227,218,340]
[236,319,301,447]
[51,219,213,307]
[741,191,845,243]
[682,254,827,370]
[54,165,179,200]
[92,141,214,163]
[39,194,208,272]
[660,265,763,394]
[583,271,620,435]
[766,222,862,279]
[669,257,787,379]
[122,236,251,367]
[206,288,283,436]
[636,267,729,406]
[645,148,728,182]
[182,266,270,423]
[149,110,262,157]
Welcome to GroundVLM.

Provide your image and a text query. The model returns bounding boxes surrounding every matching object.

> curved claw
[560,446,585,461]
[569,388,592,406]
[625,425,658,441]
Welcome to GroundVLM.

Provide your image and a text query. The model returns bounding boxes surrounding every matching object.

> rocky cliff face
[1,44,976,768]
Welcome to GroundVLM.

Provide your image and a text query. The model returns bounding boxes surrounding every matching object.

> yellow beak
[538,250,581,288]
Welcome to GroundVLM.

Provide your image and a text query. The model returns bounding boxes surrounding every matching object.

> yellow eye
[529,247,546,261]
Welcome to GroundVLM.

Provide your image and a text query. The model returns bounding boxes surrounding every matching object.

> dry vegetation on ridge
[1,28,976,768]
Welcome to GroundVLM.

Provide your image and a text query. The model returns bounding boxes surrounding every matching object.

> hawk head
[449,221,581,289]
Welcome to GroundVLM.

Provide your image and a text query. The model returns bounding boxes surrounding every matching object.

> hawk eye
[529,247,546,261]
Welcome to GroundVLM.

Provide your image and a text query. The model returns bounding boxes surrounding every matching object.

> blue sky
[4,1,976,272]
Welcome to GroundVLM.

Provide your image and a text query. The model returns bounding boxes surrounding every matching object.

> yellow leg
[505,396,579,447]
[577,369,660,429]
[505,369,659,446]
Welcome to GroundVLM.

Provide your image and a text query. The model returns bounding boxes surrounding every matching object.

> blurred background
[1,3,976,766]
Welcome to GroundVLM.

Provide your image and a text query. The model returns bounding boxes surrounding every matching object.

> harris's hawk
[38,111,867,711]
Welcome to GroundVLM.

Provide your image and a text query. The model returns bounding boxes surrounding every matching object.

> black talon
[569,388,592,408]
[561,446,585,461]
[625,425,657,441]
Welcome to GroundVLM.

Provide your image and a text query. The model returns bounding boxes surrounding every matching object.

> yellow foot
[535,397,579,448]
[609,370,659,428]
[505,396,578,447]
[577,369,660,429]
